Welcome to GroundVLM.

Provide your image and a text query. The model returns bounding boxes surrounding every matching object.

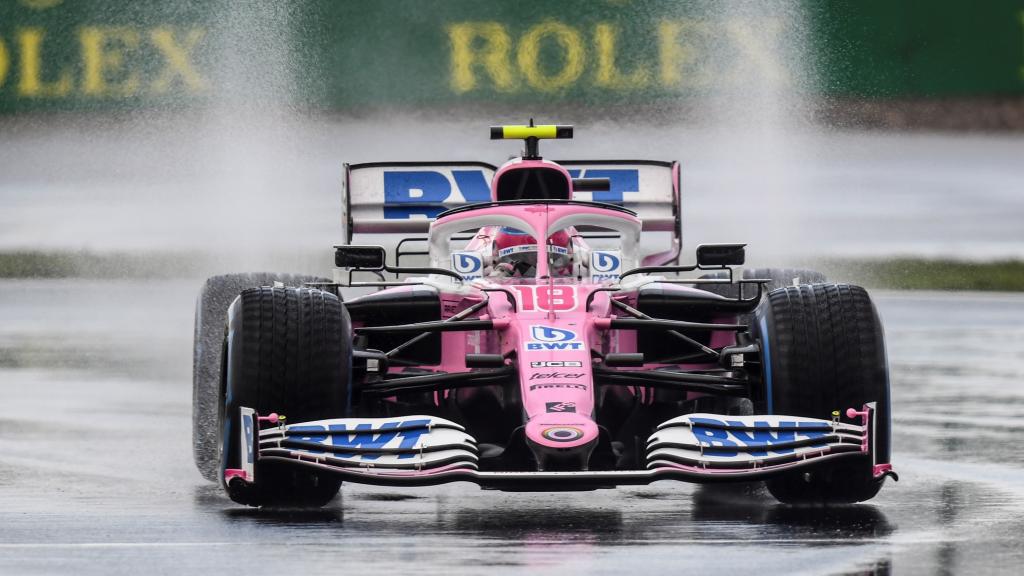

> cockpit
[428,201,642,283]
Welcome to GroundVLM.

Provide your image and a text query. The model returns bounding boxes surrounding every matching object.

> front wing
[225,404,893,491]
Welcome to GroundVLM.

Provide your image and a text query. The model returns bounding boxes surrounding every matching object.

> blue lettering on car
[530,325,575,342]
[527,325,584,350]
[526,342,584,350]
[289,425,329,455]
[452,252,482,277]
[592,252,620,272]
[242,413,255,464]
[289,419,434,460]
[381,169,638,218]
[689,417,831,457]
[383,170,490,219]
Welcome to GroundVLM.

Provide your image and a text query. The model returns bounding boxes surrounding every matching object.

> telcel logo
[451,251,482,279]
[527,325,583,350]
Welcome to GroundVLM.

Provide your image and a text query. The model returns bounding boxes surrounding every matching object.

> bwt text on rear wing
[341,160,681,264]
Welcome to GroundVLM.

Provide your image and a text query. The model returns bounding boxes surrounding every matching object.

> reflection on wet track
[2,280,1024,574]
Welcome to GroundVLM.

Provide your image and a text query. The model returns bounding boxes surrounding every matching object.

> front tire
[752,283,891,504]
[221,286,352,507]
[193,273,330,481]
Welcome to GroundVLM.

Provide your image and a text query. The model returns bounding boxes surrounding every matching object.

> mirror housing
[465,354,506,368]
[696,243,746,267]
[571,177,611,192]
[334,245,386,269]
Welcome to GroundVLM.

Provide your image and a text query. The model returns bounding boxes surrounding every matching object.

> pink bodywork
[345,165,720,469]
[367,199,721,468]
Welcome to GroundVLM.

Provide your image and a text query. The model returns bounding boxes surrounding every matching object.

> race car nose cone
[525,413,599,470]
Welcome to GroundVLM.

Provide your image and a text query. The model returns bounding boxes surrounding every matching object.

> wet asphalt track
[2,281,1024,575]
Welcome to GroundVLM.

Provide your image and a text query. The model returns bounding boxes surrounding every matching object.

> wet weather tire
[193,273,330,482]
[221,286,351,507]
[752,283,891,504]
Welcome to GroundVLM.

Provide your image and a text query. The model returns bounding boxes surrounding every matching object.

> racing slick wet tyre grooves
[753,283,891,504]
[222,286,351,507]
[193,273,331,482]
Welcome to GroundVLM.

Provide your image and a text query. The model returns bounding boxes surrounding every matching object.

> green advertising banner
[0,0,1021,113]
[0,0,214,111]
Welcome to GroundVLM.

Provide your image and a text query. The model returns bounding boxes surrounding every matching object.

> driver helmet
[493,228,573,277]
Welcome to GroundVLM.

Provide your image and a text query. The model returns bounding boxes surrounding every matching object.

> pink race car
[191,124,896,507]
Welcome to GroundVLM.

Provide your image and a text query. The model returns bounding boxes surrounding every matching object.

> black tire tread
[223,286,350,507]
[192,273,330,481]
[756,283,890,504]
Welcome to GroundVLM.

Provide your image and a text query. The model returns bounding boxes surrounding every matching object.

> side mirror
[572,177,611,192]
[334,245,386,269]
[696,243,746,267]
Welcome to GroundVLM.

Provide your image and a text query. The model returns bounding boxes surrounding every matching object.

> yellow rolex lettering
[150,27,207,93]
[17,27,73,97]
[0,38,8,90]
[80,26,140,97]
[447,22,514,93]
[594,23,648,89]
[517,20,584,92]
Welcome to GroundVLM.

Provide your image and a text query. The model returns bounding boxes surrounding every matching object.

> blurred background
[2,2,1024,574]
[0,0,1021,283]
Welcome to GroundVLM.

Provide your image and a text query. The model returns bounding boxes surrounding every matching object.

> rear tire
[752,283,891,504]
[193,273,330,481]
[221,286,351,507]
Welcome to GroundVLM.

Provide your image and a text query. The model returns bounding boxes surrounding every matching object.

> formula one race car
[192,124,896,507]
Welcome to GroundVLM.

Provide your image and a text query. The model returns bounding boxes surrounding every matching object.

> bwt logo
[382,168,639,219]
[527,325,583,351]
[591,251,620,273]
[689,417,830,457]
[451,252,482,279]
[288,419,431,460]
[590,250,622,282]
[531,325,575,342]
[384,170,491,219]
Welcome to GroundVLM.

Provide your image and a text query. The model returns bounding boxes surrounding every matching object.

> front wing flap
[646,413,866,470]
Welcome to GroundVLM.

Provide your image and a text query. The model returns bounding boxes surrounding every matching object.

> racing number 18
[512,285,577,311]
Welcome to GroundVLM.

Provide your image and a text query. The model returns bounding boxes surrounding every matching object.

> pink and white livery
[191,123,896,507]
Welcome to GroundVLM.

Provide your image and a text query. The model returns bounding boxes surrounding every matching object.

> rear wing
[342,160,681,264]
